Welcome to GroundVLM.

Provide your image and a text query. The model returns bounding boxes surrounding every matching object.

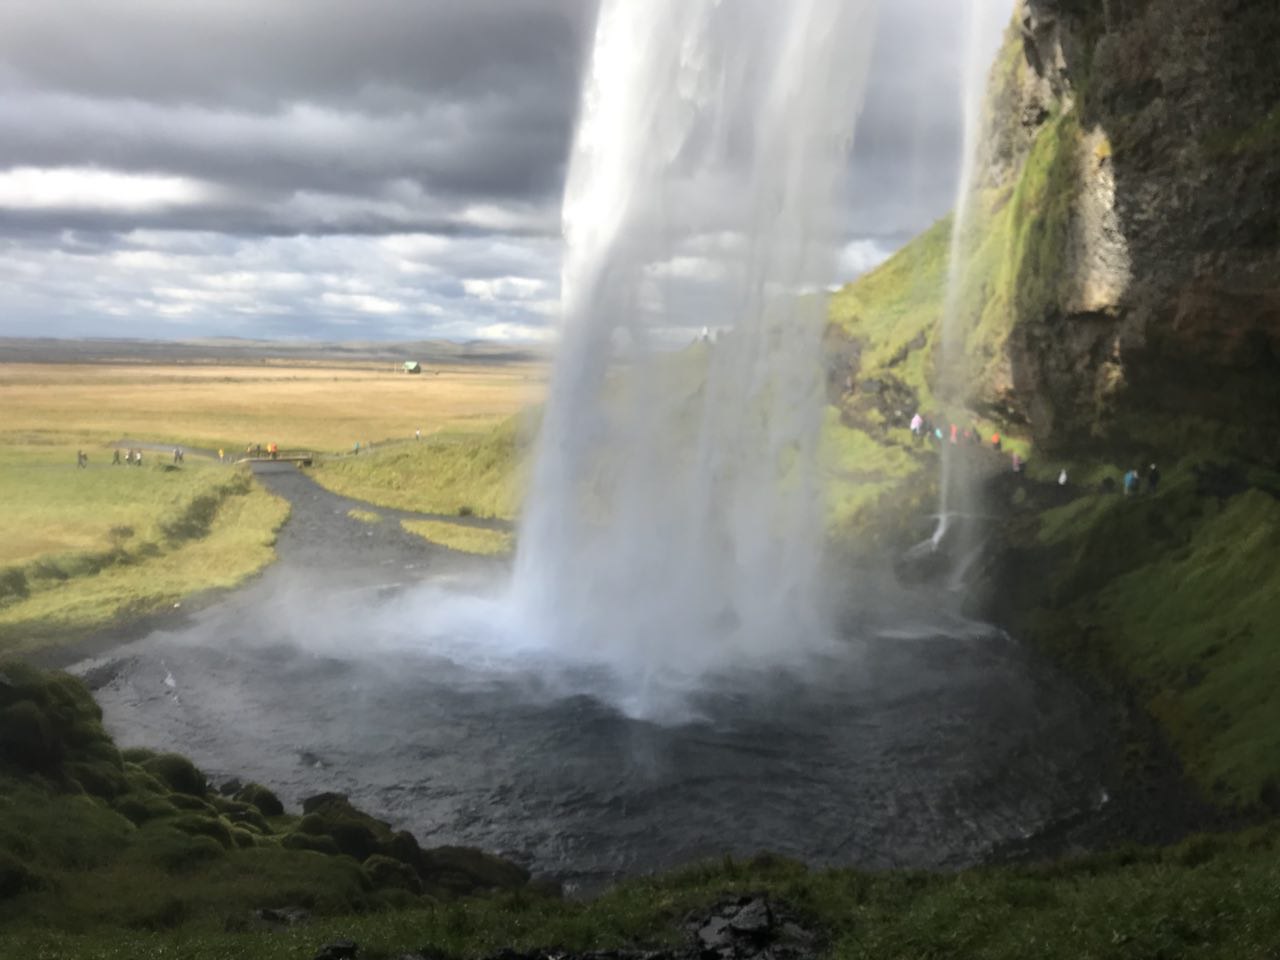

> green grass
[1029,468,1280,808]
[310,418,529,521]
[400,520,513,557]
[0,444,234,567]
[0,447,289,656]
[3,821,1280,959]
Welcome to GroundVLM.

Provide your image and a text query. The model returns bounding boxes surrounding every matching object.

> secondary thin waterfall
[512,0,877,692]
[932,0,1007,557]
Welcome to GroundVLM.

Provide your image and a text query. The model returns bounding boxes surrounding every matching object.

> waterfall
[511,0,878,698]
[931,0,1009,560]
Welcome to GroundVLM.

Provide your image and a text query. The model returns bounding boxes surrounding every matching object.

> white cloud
[0,166,216,212]
[462,276,548,301]
[320,292,403,315]
[836,238,892,280]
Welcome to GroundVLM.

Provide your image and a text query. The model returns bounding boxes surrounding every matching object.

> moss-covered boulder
[211,797,271,834]
[299,792,391,861]
[170,814,235,849]
[140,826,226,872]
[281,832,342,857]
[363,853,422,894]
[234,782,284,817]
[123,763,169,795]
[140,753,207,797]
[112,791,179,826]
[420,846,530,895]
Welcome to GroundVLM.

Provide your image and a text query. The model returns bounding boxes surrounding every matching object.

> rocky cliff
[978,0,1280,459]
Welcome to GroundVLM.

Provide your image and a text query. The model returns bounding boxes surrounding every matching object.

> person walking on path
[76,450,87,469]
[218,448,224,462]
[415,428,422,442]
[112,449,121,465]
[1147,463,1160,494]
[1124,468,1140,496]
[910,413,923,441]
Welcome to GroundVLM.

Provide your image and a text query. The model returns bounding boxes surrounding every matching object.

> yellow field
[0,361,547,453]
[401,518,514,556]
[0,357,543,653]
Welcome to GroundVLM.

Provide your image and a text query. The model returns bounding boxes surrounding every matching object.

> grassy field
[0,445,289,657]
[0,361,546,453]
[400,519,514,556]
[309,415,530,520]
[0,357,543,653]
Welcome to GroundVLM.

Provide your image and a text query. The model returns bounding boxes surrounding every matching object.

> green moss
[280,832,341,857]
[140,754,207,798]
[1029,470,1280,808]
[233,783,284,817]
[170,815,235,850]
[112,793,178,827]
[363,854,422,893]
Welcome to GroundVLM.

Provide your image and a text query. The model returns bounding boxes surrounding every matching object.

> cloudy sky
[0,0,1010,343]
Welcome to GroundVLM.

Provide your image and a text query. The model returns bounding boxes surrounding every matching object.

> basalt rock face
[979,0,1280,459]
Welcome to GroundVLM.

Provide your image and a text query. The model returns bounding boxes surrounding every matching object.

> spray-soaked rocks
[290,791,534,899]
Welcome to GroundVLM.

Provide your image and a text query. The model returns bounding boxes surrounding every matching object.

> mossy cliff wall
[983,0,1280,460]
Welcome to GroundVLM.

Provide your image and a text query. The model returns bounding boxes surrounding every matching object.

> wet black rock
[690,897,811,959]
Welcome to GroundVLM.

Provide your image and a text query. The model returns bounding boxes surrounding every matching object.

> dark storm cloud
[0,0,1011,340]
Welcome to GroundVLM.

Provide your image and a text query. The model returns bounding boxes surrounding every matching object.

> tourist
[173,447,181,464]
[1011,452,1023,473]
[218,448,225,462]
[353,441,360,455]
[112,449,121,465]
[1148,463,1161,494]
[990,432,1001,452]
[1058,469,1068,486]
[415,428,421,442]
[910,413,923,440]
[76,450,87,469]
[1123,468,1139,496]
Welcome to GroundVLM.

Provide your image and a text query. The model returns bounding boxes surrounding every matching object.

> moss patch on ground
[0,667,538,948]
[400,520,513,557]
